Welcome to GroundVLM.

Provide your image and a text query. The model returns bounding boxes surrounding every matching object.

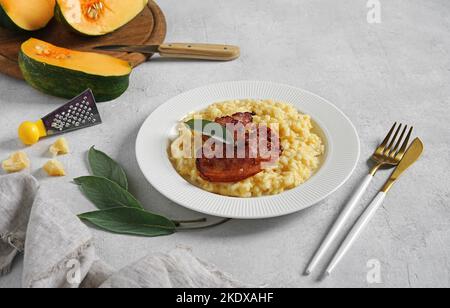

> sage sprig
[74,176,143,210]
[79,208,176,237]
[76,146,230,237]
[88,147,128,190]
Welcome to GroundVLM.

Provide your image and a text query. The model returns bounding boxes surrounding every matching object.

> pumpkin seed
[87,7,98,19]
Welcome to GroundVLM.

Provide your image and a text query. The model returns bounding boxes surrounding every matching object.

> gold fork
[305,123,413,275]
[370,123,413,175]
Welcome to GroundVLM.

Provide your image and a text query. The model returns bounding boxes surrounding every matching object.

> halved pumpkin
[19,38,132,102]
[0,0,55,32]
[55,0,148,36]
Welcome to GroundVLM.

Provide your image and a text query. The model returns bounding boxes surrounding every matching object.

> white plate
[136,81,360,219]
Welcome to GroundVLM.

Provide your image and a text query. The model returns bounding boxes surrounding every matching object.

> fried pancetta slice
[196,157,263,183]
[214,112,255,127]
[196,112,282,183]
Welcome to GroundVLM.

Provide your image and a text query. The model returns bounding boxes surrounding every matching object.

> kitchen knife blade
[94,45,160,54]
[93,43,240,61]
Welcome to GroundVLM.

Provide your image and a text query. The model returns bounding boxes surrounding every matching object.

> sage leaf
[78,208,176,237]
[185,119,234,144]
[74,176,143,210]
[88,146,128,190]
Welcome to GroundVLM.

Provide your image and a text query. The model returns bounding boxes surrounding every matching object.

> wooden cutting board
[0,0,166,79]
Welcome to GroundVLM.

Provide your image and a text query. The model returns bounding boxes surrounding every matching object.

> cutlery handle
[325,191,386,275]
[305,174,373,275]
[158,43,240,61]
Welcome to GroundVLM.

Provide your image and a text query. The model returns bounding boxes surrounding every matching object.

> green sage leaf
[185,119,233,144]
[88,146,128,190]
[78,207,176,237]
[74,176,142,210]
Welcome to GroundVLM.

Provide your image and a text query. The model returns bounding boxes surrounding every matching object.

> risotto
[169,99,325,197]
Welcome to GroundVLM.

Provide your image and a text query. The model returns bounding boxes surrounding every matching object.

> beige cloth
[0,173,248,288]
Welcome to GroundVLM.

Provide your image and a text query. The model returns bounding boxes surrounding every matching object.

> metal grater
[42,89,102,136]
[18,89,103,145]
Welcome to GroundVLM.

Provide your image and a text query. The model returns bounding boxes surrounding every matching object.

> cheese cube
[43,160,66,177]
[2,152,30,173]
[49,138,70,156]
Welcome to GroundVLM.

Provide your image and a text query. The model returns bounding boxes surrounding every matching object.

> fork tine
[395,126,413,159]
[378,123,397,151]
[384,123,403,154]
[389,125,408,157]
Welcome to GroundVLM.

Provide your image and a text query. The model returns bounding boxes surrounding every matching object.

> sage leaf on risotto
[185,119,233,144]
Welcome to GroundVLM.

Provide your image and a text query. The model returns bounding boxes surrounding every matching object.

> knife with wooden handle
[93,43,240,61]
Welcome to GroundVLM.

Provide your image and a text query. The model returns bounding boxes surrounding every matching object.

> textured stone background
[0,0,449,287]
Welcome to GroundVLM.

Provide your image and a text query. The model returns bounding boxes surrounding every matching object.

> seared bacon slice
[214,112,254,126]
[196,112,282,183]
[230,112,255,125]
[197,157,262,183]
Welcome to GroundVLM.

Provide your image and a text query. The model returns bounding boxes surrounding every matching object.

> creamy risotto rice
[169,99,325,197]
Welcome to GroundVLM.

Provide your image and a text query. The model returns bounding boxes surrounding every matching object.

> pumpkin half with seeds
[0,0,55,32]
[19,38,132,102]
[55,0,148,36]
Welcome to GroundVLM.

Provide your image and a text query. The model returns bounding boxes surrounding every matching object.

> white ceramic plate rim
[136,81,360,219]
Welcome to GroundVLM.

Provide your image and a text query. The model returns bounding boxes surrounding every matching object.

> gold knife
[380,138,424,193]
[325,138,424,275]
[93,43,240,61]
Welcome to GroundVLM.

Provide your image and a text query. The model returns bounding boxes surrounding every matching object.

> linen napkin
[0,173,248,288]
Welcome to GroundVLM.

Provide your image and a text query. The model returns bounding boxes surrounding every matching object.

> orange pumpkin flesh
[19,38,132,102]
[0,0,55,31]
[56,0,148,36]
[22,38,132,77]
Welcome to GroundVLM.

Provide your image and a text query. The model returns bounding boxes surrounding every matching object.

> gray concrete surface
[0,0,449,288]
